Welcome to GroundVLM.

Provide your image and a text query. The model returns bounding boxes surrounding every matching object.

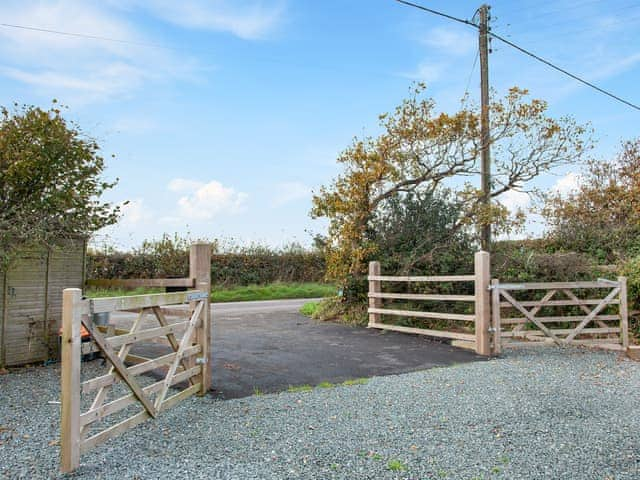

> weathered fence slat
[369,292,476,302]
[367,322,476,341]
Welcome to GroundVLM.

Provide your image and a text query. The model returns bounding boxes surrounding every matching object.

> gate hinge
[488,327,496,333]
[196,357,208,365]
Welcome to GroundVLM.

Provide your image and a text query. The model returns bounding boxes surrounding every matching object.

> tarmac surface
[208,298,483,399]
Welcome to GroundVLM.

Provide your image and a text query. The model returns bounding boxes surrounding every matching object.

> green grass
[85,282,336,303]
[299,301,320,317]
[317,381,335,389]
[387,459,407,472]
[211,282,336,303]
[341,378,368,386]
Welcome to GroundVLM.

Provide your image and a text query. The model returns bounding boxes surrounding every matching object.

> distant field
[85,282,336,302]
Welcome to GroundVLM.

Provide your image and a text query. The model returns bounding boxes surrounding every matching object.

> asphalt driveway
[210,299,482,398]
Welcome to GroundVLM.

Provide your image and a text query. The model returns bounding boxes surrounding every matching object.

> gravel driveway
[1,346,639,479]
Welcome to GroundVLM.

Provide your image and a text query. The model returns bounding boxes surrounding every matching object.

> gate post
[190,243,212,394]
[619,276,629,349]
[368,261,381,328]
[60,288,82,473]
[491,278,501,355]
[474,251,491,355]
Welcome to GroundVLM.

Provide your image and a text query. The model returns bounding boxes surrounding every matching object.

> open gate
[491,277,629,353]
[60,288,211,472]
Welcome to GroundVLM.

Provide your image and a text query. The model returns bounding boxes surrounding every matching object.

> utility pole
[478,4,491,252]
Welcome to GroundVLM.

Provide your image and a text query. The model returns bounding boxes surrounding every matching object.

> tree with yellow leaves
[312,85,591,284]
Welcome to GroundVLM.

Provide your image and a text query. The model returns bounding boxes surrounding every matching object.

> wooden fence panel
[367,251,493,355]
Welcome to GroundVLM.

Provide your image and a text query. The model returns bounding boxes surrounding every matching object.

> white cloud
[0,63,148,102]
[552,172,582,197]
[121,0,285,40]
[271,181,311,207]
[170,179,248,220]
[0,0,138,61]
[117,198,153,227]
[498,189,531,212]
[422,27,475,56]
[0,0,202,105]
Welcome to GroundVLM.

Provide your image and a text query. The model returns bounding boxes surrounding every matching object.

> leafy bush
[312,296,368,325]
[542,139,640,263]
[0,103,119,268]
[492,240,607,283]
[87,234,326,287]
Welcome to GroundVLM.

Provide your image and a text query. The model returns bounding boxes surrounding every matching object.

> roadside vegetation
[86,282,334,302]
[309,84,640,338]
[0,102,120,269]
[211,282,335,303]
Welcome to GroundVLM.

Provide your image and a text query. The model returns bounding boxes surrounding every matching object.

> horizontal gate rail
[86,277,195,289]
[369,292,475,302]
[491,277,628,354]
[367,275,475,282]
[367,251,492,355]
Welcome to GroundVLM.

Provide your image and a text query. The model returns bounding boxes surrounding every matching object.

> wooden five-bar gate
[368,251,629,356]
[491,277,628,353]
[60,243,212,473]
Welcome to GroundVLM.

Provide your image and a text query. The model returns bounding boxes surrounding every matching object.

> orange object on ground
[58,325,91,340]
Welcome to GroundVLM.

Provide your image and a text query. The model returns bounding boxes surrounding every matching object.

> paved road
[212,298,320,315]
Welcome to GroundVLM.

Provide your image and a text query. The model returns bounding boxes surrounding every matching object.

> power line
[464,48,479,97]
[393,0,475,27]
[0,22,393,78]
[488,30,640,111]
[0,22,180,51]
[394,0,640,112]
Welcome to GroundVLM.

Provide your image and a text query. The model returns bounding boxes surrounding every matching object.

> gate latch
[196,357,208,365]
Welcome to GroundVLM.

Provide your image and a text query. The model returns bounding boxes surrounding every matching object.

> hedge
[86,251,326,287]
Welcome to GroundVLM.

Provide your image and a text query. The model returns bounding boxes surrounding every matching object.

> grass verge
[85,282,336,302]
[299,301,320,317]
[211,282,336,303]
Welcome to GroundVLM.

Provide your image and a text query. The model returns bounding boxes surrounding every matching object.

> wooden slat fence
[491,277,629,353]
[367,251,492,355]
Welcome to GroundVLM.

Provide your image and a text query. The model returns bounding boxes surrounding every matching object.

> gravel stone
[1,346,639,479]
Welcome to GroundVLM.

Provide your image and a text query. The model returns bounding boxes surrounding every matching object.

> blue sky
[0,0,638,250]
